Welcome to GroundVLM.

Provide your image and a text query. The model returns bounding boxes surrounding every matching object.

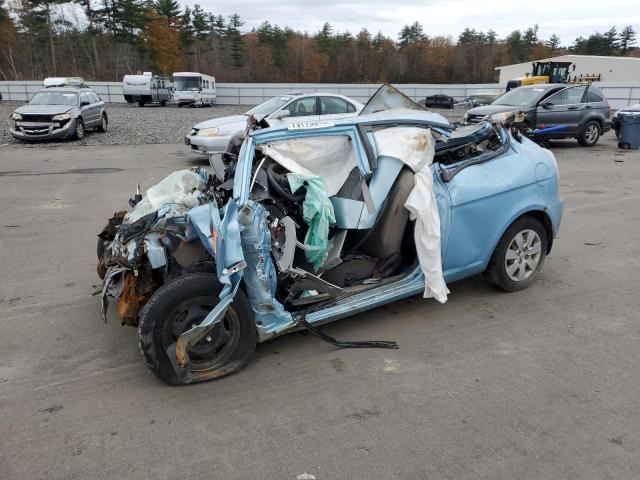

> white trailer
[122,72,171,107]
[172,72,216,107]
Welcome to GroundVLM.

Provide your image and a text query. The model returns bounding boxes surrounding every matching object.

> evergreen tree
[619,25,637,53]
[154,0,181,27]
[546,33,561,53]
[226,13,244,69]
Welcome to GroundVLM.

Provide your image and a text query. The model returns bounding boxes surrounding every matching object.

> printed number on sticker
[287,121,335,130]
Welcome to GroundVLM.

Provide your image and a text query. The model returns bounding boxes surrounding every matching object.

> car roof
[250,108,451,140]
[37,86,93,93]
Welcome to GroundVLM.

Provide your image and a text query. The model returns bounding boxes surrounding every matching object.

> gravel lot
[1,100,466,146]
[0,101,247,146]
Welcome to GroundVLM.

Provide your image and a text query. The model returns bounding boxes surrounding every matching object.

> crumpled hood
[14,104,74,115]
[193,114,248,134]
[466,105,523,117]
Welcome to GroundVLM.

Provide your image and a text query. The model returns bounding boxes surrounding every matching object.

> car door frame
[79,91,98,127]
[274,95,320,124]
[536,85,588,135]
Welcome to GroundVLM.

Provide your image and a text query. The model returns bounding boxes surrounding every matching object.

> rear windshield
[493,88,547,107]
[29,91,78,106]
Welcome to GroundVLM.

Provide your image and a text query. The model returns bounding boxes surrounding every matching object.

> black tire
[484,216,547,292]
[138,101,145,107]
[97,113,108,132]
[73,118,85,140]
[160,100,167,107]
[97,238,105,259]
[578,120,600,147]
[137,273,256,385]
[614,126,620,138]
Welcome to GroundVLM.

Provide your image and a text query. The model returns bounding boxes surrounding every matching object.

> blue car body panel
[185,113,564,344]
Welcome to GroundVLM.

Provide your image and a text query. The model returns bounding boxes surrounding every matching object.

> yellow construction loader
[506,61,573,91]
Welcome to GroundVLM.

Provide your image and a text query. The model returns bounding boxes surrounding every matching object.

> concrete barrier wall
[1,80,638,109]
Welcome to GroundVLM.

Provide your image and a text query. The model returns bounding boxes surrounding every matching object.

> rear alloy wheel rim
[505,229,542,282]
[585,124,598,143]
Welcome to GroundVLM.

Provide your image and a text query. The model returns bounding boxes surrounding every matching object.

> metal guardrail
[0,81,638,109]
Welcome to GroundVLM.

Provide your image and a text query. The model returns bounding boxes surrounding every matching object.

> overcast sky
[188,0,639,45]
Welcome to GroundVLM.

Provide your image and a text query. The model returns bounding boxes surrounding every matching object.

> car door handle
[567,106,579,110]
[584,105,592,109]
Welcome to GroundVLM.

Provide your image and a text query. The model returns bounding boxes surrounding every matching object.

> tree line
[0,0,637,83]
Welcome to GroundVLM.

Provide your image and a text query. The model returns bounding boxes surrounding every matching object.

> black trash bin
[617,112,640,149]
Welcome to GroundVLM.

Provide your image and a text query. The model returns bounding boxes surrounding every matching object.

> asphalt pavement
[0,133,638,479]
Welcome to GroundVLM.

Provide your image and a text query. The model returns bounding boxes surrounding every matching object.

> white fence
[1,80,638,109]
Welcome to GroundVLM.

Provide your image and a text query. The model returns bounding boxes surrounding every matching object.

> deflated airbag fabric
[258,135,357,197]
[372,127,449,303]
[288,174,337,271]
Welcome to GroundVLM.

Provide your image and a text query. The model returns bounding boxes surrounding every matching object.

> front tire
[578,120,600,146]
[73,119,85,140]
[137,273,256,385]
[485,216,547,292]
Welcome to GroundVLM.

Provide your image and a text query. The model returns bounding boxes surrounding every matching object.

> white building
[496,55,640,84]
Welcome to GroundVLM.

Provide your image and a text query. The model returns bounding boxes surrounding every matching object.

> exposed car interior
[218,121,510,310]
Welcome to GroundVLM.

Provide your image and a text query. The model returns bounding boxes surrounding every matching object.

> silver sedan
[185,93,363,156]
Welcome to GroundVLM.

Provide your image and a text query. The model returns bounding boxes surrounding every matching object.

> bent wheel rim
[504,229,542,282]
[162,296,241,372]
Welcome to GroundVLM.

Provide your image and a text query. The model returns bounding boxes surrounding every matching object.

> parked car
[612,104,640,137]
[98,85,563,385]
[185,93,364,156]
[425,94,455,109]
[8,87,108,141]
[464,84,611,146]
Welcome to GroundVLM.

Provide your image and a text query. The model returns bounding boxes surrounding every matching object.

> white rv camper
[122,72,171,106]
[172,72,216,107]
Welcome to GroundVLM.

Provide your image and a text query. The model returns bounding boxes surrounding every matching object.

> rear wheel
[578,120,600,146]
[137,273,256,385]
[138,101,145,107]
[485,216,547,292]
[97,113,108,132]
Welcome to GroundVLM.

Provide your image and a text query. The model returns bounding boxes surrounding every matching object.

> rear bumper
[8,118,76,141]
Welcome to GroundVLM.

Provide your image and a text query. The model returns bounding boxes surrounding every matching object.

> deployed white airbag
[372,127,449,303]
[126,170,206,223]
[258,135,357,196]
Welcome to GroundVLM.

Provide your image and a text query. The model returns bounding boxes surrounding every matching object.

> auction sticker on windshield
[288,121,335,130]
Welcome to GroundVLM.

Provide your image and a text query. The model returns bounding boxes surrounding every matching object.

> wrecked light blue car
[97,86,563,385]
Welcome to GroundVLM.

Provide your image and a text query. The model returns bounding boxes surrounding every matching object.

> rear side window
[546,86,587,106]
[320,96,350,114]
[584,91,603,103]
